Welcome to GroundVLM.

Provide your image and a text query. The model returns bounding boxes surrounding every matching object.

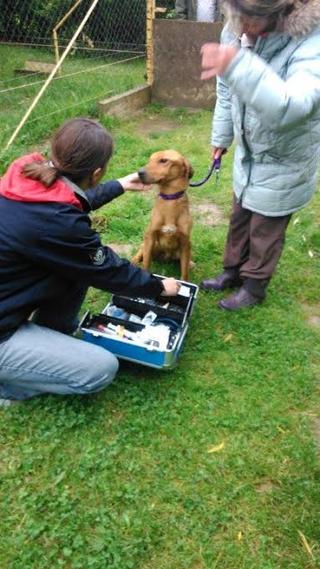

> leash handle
[213,156,221,170]
[189,156,222,188]
[213,156,221,185]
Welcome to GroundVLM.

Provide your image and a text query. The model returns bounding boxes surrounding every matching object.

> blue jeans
[0,285,119,400]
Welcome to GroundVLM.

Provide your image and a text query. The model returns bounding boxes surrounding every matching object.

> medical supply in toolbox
[80,277,198,369]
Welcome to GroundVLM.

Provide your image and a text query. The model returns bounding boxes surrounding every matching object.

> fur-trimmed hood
[215,0,320,217]
[223,0,320,37]
[283,0,320,37]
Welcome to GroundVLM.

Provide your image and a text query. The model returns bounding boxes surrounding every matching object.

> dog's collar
[158,190,185,201]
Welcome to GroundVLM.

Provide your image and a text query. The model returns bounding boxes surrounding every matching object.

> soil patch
[255,479,279,493]
[301,303,320,329]
[91,214,108,232]
[108,242,134,257]
[135,117,180,137]
[191,202,225,227]
[308,316,320,328]
[312,418,320,456]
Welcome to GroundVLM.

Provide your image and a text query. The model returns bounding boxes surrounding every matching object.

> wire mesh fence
[0,0,174,166]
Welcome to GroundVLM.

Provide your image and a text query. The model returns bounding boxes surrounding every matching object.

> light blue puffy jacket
[212,1,320,216]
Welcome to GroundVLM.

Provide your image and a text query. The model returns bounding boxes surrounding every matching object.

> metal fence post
[146,0,155,85]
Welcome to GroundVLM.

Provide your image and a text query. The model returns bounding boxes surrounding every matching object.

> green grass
[0,44,146,168]
[0,103,320,569]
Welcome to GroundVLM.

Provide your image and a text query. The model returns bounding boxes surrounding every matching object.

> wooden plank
[99,86,151,118]
[24,60,56,74]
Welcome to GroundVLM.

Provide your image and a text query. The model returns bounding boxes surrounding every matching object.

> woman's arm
[201,33,320,132]
[223,41,320,131]
[85,174,151,211]
[27,208,179,298]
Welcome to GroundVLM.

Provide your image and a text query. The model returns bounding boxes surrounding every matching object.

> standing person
[0,118,180,403]
[175,0,222,22]
[200,0,320,310]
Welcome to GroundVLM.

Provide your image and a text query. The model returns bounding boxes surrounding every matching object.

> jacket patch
[90,246,105,266]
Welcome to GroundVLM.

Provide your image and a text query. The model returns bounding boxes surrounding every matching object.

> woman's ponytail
[22,118,113,188]
[22,160,60,187]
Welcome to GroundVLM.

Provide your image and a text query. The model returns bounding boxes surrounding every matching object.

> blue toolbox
[80,278,198,369]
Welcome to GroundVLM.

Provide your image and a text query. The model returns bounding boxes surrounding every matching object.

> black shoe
[200,270,242,292]
[219,286,263,311]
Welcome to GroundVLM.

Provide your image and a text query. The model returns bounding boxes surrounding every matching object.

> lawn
[0,44,145,168]
[0,103,320,569]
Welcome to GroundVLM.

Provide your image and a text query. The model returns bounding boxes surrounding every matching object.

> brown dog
[132,149,193,281]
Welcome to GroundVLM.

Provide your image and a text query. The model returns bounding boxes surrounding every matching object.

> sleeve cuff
[222,48,247,83]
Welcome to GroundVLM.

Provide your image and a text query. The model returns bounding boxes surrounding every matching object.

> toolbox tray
[80,278,198,370]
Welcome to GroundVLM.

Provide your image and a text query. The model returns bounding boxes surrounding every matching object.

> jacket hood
[223,0,320,37]
[283,0,320,37]
[0,153,83,209]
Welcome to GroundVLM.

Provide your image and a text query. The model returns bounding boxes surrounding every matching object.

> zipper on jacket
[239,104,253,201]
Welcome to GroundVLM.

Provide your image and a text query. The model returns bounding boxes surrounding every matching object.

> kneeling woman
[0,118,180,402]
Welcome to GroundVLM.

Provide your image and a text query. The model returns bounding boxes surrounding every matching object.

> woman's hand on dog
[118,173,152,192]
[161,278,181,296]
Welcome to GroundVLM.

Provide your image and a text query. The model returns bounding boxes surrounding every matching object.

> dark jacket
[0,153,164,341]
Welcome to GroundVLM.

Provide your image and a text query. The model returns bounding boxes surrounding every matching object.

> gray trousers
[223,195,291,298]
[0,285,118,400]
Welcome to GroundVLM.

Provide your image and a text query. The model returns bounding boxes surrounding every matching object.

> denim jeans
[0,285,119,400]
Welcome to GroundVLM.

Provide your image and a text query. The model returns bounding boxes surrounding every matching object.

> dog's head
[138,150,194,188]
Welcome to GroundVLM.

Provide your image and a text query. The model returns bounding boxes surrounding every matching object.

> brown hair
[23,118,113,187]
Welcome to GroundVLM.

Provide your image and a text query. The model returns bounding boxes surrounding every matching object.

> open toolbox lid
[111,276,198,328]
[80,277,198,358]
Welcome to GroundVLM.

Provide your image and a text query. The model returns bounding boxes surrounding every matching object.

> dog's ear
[183,159,194,179]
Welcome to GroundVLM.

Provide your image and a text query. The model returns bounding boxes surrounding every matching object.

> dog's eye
[159,158,169,164]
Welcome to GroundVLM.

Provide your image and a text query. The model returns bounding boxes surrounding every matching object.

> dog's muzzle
[138,168,159,184]
[138,168,147,183]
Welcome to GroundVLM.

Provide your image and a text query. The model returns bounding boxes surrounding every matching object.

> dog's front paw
[131,254,141,265]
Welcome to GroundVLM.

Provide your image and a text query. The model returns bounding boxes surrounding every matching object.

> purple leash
[189,157,221,188]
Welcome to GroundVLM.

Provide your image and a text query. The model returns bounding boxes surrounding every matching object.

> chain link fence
[0,0,174,166]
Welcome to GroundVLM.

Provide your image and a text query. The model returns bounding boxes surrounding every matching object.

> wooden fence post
[146,0,155,86]
[53,0,84,74]
[5,0,101,150]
